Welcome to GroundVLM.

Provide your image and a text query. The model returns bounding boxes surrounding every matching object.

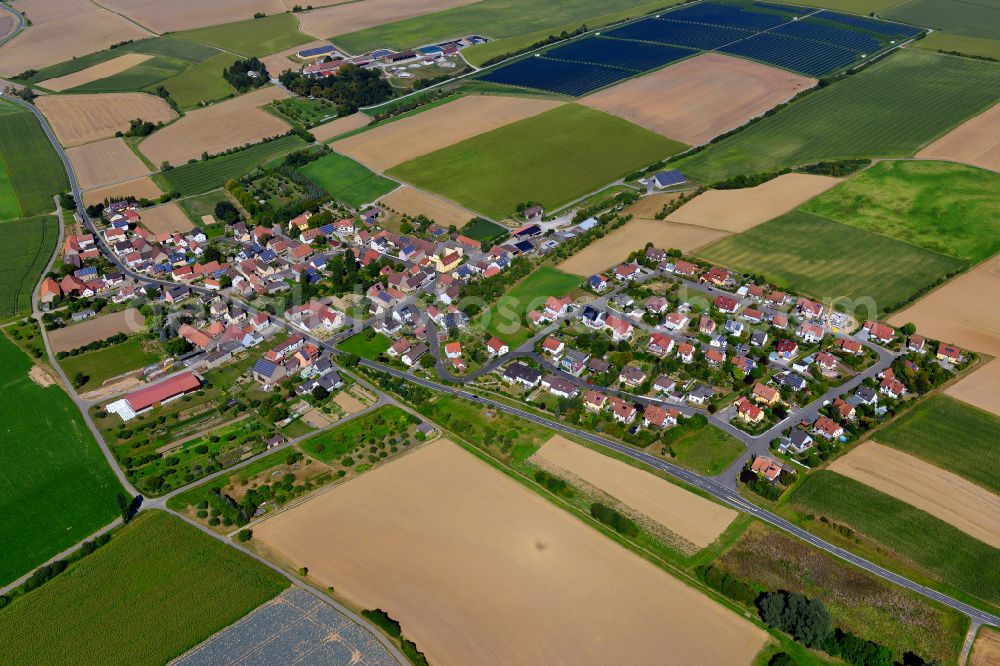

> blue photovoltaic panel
[478,56,633,96]
[774,18,883,53]
[606,18,752,49]
[543,36,695,72]
[720,32,860,77]
[814,10,923,38]
[663,1,793,29]
[751,1,805,15]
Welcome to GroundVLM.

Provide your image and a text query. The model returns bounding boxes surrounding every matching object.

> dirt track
[309,111,369,142]
[971,627,1000,666]
[829,442,1000,548]
[298,0,478,39]
[83,177,163,206]
[666,173,840,233]
[139,202,193,234]
[379,185,477,228]
[917,102,1000,172]
[582,53,815,145]
[333,95,563,171]
[889,254,1000,416]
[48,308,145,352]
[37,93,177,148]
[38,53,152,92]
[67,138,150,190]
[139,86,290,165]
[253,439,767,666]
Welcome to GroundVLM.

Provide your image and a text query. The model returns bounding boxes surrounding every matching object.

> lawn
[337,331,391,360]
[298,151,397,209]
[156,52,239,109]
[174,13,310,57]
[389,104,685,219]
[915,31,1000,60]
[676,49,1000,183]
[666,423,744,476]
[874,394,1000,495]
[787,470,1000,608]
[0,334,122,587]
[460,217,509,243]
[0,216,58,318]
[801,160,1000,263]
[67,55,189,93]
[176,189,229,227]
[298,405,415,464]
[483,266,581,347]
[0,102,68,217]
[158,135,307,195]
[57,337,162,392]
[698,211,965,315]
[884,0,1000,40]
[0,511,288,663]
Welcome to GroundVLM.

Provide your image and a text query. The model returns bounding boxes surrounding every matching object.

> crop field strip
[158,135,307,196]
[0,102,68,217]
[0,215,59,318]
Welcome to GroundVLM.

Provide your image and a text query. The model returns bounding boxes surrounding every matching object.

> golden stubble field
[379,185,477,228]
[48,308,146,352]
[917,101,1000,172]
[37,93,177,148]
[309,111,369,142]
[139,202,194,234]
[298,0,478,39]
[83,177,162,207]
[332,95,563,171]
[38,53,153,92]
[582,53,815,145]
[666,173,841,233]
[67,138,151,190]
[253,439,768,666]
[889,254,1000,416]
[98,0,286,32]
[139,86,290,166]
[828,441,1000,548]
[971,627,1000,666]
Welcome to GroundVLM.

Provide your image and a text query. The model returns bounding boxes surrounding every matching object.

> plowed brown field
[98,0,285,32]
[38,54,153,92]
[298,0,478,39]
[67,138,150,190]
[310,111,369,142]
[48,308,146,352]
[139,202,193,234]
[83,177,162,206]
[379,186,476,228]
[37,93,177,147]
[917,102,1000,172]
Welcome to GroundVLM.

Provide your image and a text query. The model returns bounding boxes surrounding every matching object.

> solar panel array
[720,32,861,77]
[774,18,883,53]
[479,56,635,96]
[606,19,752,49]
[545,37,696,72]
[814,10,923,39]
[661,1,796,29]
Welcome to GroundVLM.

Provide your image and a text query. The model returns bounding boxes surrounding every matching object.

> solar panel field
[719,32,860,77]
[545,36,695,72]
[479,57,634,97]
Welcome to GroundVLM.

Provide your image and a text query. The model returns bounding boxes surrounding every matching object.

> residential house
[541,336,565,357]
[834,398,856,421]
[646,333,675,357]
[588,274,608,292]
[705,348,726,366]
[796,297,824,319]
[780,429,813,454]
[583,390,608,412]
[673,260,697,277]
[735,396,764,424]
[561,348,590,376]
[835,338,863,355]
[813,416,844,440]
[614,262,640,281]
[664,312,689,331]
[609,397,637,424]
[713,294,740,314]
[880,376,906,399]
[487,337,509,357]
[699,316,716,335]
[618,365,646,387]
[444,341,462,359]
[678,342,695,364]
[653,375,676,394]
[750,330,768,347]
[605,315,633,341]
[402,343,427,367]
[503,362,541,388]
[751,456,783,483]
[542,375,577,399]
[643,404,678,429]
[796,323,824,344]
[687,384,714,405]
[752,382,780,406]
[863,321,895,344]
[387,337,411,358]
[936,342,962,363]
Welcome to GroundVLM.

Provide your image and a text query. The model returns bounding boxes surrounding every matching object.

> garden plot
[37,53,153,91]
[253,439,767,666]
[48,308,146,352]
[917,102,1000,173]
[36,93,177,147]
[379,186,476,228]
[67,138,150,190]
[82,177,162,206]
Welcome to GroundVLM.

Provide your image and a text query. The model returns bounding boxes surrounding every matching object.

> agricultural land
[297,152,397,209]
[0,101,69,218]
[917,102,1000,172]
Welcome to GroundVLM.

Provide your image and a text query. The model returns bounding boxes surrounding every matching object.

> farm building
[106,372,202,421]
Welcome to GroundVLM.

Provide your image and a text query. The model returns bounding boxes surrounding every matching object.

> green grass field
[915,31,1000,60]
[884,0,1000,40]
[667,424,744,475]
[0,334,122,586]
[0,511,288,663]
[0,216,58,318]
[676,49,1000,183]
[337,331,392,360]
[57,338,161,392]
[67,55,189,93]
[298,405,413,464]
[788,470,1000,608]
[801,160,1000,263]
[698,211,965,314]
[174,13,310,57]
[874,394,1000,495]
[158,135,307,195]
[298,151,397,208]
[156,52,239,109]
[484,266,580,346]
[176,190,229,227]
[460,217,508,242]
[0,102,68,217]
[389,104,685,219]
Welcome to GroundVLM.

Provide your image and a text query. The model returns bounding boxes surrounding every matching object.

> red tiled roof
[125,372,200,412]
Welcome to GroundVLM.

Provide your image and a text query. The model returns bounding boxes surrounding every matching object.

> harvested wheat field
[0,10,153,77]
[310,111,369,142]
[829,441,1000,548]
[971,627,1000,666]
[558,217,729,276]
[67,138,150,190]
[37,93,177,148]
[99,0,285,32]
[379,186,478,228]
[623,192,680,218]
[11,0,95,25]
[38,54,153,92]
[83,177,162,207]
[139,202,193,234]
[48,308,146,352]
[0,11,18,43]
[889,254,1000,416]
[333,95,563,171]
[582,54,814,145]
[254,440,767,666]
[667,173,840,233]
[917,102,1000,172]
[298,0,477,39]
[139,86,289,165]
[533,436,737,550]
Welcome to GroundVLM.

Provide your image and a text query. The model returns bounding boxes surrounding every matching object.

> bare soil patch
[829,441,1000,548]
[971,627,1000,666]
[0,13,17,43]
[332,391,366,415]
[297,0,478,39]
[37,93,177,148]
[79,375,144,402]
[260,39,329,78]
[309,111,368,142]
[253,439,767,666]
[379,185,477,228]
[622,192,680,218]
[533,436,736,549]
[582,53,815,145]
[0,9,153,77]
[139,202,194,234]
[139,86,290,165]
[558,217,729,276]
[333,95,563,171]
[300,409,331,429]
[82,177,162,206]
[11,0,94,25]
[889,254,1000,416]
[917,101,1000,172]
[48,308,146,352]
[67,138,150,190]
[28,365,56,388]
[666,173,840,233]
[38,53,153,92]
[99,0,286,32]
